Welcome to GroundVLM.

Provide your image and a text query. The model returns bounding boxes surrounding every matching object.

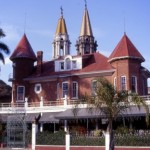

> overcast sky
[0,0,150,85]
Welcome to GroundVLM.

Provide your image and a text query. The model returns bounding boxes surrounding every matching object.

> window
[34,84,42,94]
[92,80,97,95]
[62,82,69,98]
[114,77,117,90]
[60,62,64,70]
[131,76,137,93]
[121,76,126,90]
[72,60,77,69]
[72,82,78,98]
[66,58,71,70]
[57,83,60,99]
[17,86,25,102]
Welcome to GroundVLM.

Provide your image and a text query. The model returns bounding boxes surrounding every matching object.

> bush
[93,129,103,137]
[115,126,129,134]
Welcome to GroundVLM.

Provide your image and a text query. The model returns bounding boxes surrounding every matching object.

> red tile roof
[10,34,37,61]
[26,52,115,79]
[108,33,145,62]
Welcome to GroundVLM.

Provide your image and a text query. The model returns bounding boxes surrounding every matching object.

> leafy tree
[0,28,10,64]
[75,77,149,150]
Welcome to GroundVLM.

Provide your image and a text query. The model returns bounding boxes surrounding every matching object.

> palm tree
[0,28,10,64]
[75,77,149,150]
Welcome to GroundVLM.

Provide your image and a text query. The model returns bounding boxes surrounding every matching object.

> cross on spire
[60,6,63,17]
[84,0,87,8]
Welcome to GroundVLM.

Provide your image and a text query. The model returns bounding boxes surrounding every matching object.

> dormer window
[66,58,71,70]
[72,60,77,69]
[60,62,64,70]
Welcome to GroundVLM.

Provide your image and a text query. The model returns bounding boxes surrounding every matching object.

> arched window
[17,86,25,102]
[62,82,69,98]
[66,58,71,70]
[92,80,97,95]
[120,76,126,91]
[131,76,137,93]
[72,81,78,98]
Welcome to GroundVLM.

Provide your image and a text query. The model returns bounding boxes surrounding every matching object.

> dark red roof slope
[10,34,36,61]
[26,52,114,79]
[108,33,145,62]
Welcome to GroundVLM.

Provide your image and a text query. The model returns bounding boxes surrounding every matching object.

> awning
[39,112,61,123]
[55,106,150,120]
[55,108,105,120]
[25,113,40,123]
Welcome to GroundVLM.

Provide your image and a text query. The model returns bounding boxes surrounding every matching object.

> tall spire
[52,7,71,59]
[76,2,97,55]
[55,7,68,35]
[80,2,93,36]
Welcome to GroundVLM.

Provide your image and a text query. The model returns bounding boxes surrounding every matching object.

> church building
[9,5,150,105]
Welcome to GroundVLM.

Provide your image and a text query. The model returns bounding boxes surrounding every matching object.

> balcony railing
[0,95,150,113]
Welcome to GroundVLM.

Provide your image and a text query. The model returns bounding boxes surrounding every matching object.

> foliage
[75,77,149,150]
[115,126,130,134]
[70,126,87,135]
[93,129,103,137]
[27,130,150,146]
[0,28,10,64]
[36,130,65,145]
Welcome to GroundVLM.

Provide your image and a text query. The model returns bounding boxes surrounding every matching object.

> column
[65,132,70,150]
[64,120,67,132]
[32,121,36,150]
[24,97,28,108]
[40,123,43,132]
[40,97,43,107]
[64,95,67,106]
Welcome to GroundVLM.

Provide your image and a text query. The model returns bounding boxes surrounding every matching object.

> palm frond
[0,53,4,64]
[0,28,5,38]
[0,42,10,54]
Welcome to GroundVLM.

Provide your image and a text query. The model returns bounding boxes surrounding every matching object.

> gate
[7,114,27,148]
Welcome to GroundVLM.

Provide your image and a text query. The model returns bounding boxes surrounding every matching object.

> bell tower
[52,7,71,59]
[76,3,97,55]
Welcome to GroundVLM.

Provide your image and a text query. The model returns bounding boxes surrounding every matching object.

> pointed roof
[55,9,68,35]
[80,5,93,36]
[10,34,36,61]
[108,33,145,62]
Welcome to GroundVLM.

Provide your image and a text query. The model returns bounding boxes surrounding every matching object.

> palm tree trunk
[106,119,114,150]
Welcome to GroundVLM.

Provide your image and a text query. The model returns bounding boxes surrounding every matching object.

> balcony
[0,95,150,114]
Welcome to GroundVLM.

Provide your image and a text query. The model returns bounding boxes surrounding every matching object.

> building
[6,4,150,132]
[10,5,150,103]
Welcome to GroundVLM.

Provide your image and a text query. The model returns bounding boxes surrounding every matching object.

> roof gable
[10,34,37,61]
[108,33,145,62]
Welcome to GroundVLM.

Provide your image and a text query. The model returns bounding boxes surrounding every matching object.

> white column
[64,95,67,106]
[40,97,43,107]
[64,120,67,132]
[24,97,28,108]
[32,121,36,150]
[105,132,110,150]
[40,123,43,132]
[65,133,70,150]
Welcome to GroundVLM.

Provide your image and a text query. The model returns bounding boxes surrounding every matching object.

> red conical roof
[10,34,36,61]
[108,33,145,62]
